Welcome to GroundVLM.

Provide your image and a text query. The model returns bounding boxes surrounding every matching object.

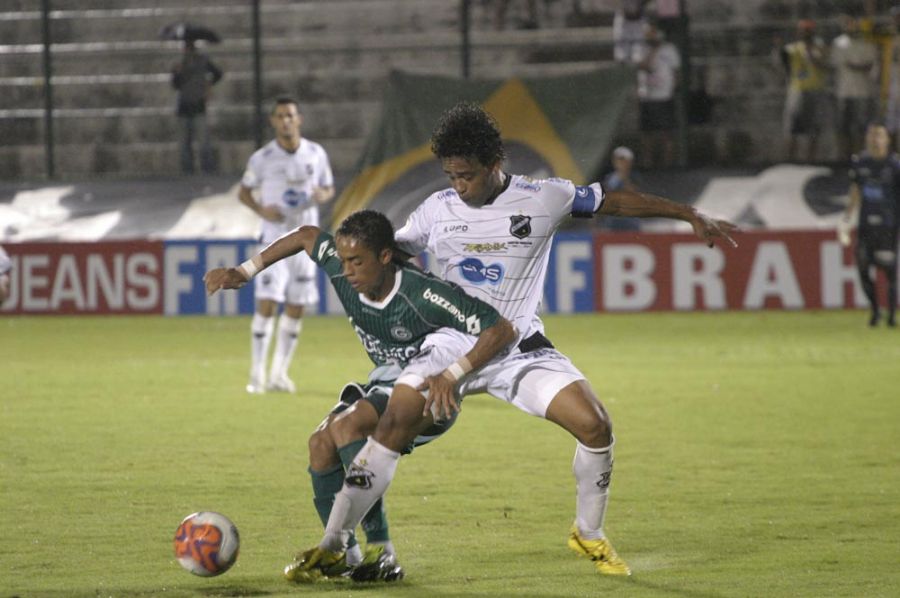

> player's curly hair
[336,209,396,255]
[431,102,505,167]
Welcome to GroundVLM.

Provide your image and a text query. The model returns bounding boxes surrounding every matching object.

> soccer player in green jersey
[204,210,516,580]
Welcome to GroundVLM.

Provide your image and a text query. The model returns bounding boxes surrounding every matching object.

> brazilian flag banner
[331,66,636,226]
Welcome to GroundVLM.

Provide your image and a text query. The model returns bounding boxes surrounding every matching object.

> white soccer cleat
[246,372,266,394]
[267,374,296,394]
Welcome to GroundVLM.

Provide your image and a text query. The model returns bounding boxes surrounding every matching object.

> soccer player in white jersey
[0,245,11,305]
[291,102,738,580]
[238,96,335,394]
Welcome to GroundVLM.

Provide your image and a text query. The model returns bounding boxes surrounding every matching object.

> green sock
[309,464,358,548]
[338,439,390,544]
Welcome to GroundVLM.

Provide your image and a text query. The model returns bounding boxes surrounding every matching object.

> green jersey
[310,231,501,369]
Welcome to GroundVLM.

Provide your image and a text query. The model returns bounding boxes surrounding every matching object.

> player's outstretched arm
[601,189,739,248]
[421,316,516,420]
[203,225,321,296]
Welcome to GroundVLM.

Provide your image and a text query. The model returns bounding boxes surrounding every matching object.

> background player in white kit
[292,102,738,580]
[238,96,335,393]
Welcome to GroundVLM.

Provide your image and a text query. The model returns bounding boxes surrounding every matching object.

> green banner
[332,66,635,226]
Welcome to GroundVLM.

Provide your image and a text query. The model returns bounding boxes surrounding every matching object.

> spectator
[777,20,828,163]
[0,245,11,305]
[171,40,223,174]
[831,14,878,160]
[884,8,900,148]
[601,146,641,231]
[635,23,681,170]
[613,0,648,63]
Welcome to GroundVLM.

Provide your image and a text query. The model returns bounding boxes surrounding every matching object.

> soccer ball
[173,511,240,577]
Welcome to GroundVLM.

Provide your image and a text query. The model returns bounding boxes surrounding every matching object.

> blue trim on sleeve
[572,186,595,218]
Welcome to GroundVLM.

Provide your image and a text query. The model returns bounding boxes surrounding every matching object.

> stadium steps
[0,0,824,179]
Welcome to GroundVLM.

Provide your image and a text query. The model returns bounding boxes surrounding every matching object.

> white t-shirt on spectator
[831,34,877,100]
[635,42,681,101]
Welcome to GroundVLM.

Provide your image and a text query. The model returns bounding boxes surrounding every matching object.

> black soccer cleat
[349,545,405,582]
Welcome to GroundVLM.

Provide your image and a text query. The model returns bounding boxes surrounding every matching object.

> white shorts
[254,249,318,306]
[406,329,586,419]
[396,331,469,421]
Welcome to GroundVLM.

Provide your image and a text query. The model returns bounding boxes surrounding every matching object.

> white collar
[358,269,402,309]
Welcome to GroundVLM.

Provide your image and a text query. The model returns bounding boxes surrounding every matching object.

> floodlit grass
[1,311,898,597]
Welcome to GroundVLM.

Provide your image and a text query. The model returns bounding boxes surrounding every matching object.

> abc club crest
[509,215,532,239]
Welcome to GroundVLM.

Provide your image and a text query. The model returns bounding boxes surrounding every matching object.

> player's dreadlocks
[431,102,505,167]
[336,209,396,256]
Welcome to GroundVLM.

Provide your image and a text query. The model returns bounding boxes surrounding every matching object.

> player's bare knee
[330,409,375,446]
[578,415,612,448]
[308,428,337,470]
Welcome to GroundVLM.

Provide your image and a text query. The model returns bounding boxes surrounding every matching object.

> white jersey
[241,138,334,243]
[396,174,604,343]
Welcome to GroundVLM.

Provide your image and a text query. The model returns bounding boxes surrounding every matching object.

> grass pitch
[1,311,898,598]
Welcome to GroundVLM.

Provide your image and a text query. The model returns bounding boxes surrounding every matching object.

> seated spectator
[601,146,641,231]
[776,20,828,163]
[831,13,878,160]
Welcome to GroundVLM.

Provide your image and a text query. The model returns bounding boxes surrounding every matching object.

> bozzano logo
[422,287,482,334]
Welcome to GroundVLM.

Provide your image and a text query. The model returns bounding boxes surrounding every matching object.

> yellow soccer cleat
[283,546,348,583]
[567,526,632,576]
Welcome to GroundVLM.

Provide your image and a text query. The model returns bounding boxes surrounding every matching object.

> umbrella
[159,22,221,44]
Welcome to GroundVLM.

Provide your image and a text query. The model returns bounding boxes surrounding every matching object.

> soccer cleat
[283,546,348,583]
[246,373,266,394]
[349,544,405,582]
[567,527,631,576]
[267,374,296,393]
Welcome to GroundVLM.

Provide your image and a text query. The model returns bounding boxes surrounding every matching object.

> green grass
[1,311,899,598]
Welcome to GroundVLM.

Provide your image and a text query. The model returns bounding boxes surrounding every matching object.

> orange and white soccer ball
[173,511,240,577]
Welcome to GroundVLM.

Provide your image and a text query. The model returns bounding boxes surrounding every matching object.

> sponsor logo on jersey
[862,183,885,201]
[515,179,541,192]
[282,188,309,208]
[459,258,504,286]
[422,287,483,334]
[317,240,336,261]
[391,325,413,341]
[463,242,506,253]
[438,189,457,200]
[444,224,469,233]
[509,215,532,239]
[351,321,421,364]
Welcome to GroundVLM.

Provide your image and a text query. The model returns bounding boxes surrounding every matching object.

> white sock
[250,313,274,380]
[345,543,364,566]
[573,440,614,540]
[270,315,302,380]
[322,438,400,552]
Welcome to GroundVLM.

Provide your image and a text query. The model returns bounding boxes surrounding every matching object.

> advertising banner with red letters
[0,231,885,316]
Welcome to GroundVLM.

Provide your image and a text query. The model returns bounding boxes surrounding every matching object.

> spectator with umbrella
[162,22,223,174]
